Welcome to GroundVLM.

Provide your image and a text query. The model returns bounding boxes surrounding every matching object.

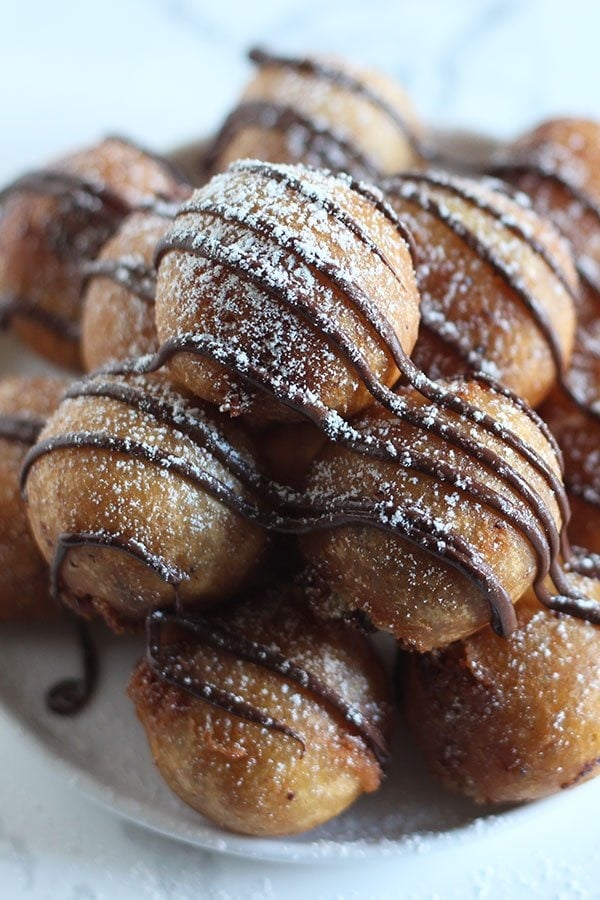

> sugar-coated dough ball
[383,171,578,407]
[129,586,391,835]
[155,159,421,425]
[23,371,268,631]
[496,118,600,292]
[541,372,600,554]
[206,48,424,180]
[81,210,169,371]
[0,137,188,369]
[301,378,564,651]
[402,586,600,803]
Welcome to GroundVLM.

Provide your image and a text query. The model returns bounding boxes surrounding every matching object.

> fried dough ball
[23,371,268,631]
[0,376,69,620]
[155,159,421,425]
[128,586,391,836]
[81,210,170,371]
[0,136,188,369]
[204,47,424,180]
[402,585,600,803]
[495,118,600,288]
[383,171,578,408]
[300,378,564,651]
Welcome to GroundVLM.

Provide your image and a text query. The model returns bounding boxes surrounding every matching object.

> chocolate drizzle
[489,161,600,226]
[489,154,600,526]
[249,48,423,153]
[46,618,98,716]
[49,531,187,609]
[0,294,82,342]
[388,170,579,302]
[0,413,45,444]
[146,608,389,765]
[203,101,380,181]
[0,169,130,216]
[81,259,157,304]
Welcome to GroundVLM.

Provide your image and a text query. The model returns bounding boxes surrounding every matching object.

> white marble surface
[1,0,600,897]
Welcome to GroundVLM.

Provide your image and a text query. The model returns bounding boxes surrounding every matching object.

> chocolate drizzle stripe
[148,609,389,765]
[540,591,600,625]
[467,371,565,472]
[62,379,279,500]
[577,263,600,302]
[20,432,268,526]
[46,617,98,716]
[50,531,187,607]
[202,102,379,180]
[249,47,425,156]
[0,414,45,444]
[0,170,130,216]
[182,163,413,281]
[487,164,600,426]
[0,294,81,342]
[567,549,600,580]
[146,612,305,751]
[157,194,568,561]
[81,259,157,304]
[384,179,568,376]
[236,159,417,254]
[390,171,579,302]
[489,162,600,224]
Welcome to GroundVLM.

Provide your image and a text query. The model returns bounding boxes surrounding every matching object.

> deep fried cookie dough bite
[493,118,600,291]
[22,371,268,631]
[129,586,391,835]
[301,378,565,651]
[383,170,578,407]
[204,47,425,180]
[154,159,421,425]
[402,583,600,803]
[81,210,170,371]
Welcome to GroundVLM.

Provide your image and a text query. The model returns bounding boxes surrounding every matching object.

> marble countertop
[1,1,600,897]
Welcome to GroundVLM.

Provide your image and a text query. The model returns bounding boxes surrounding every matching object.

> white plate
[0,139,599,863]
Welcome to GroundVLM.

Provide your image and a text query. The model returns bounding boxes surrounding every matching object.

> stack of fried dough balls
[2,48,600,838]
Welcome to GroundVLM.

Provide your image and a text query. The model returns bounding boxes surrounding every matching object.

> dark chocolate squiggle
[146,608,389,764]
[0,294,82,342]
[146,610,306,751]
[81,259,157,304]
[0,414,45,444]
[46,618,98,716]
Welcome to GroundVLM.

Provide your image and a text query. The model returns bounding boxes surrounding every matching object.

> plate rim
[3,664,598,864]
